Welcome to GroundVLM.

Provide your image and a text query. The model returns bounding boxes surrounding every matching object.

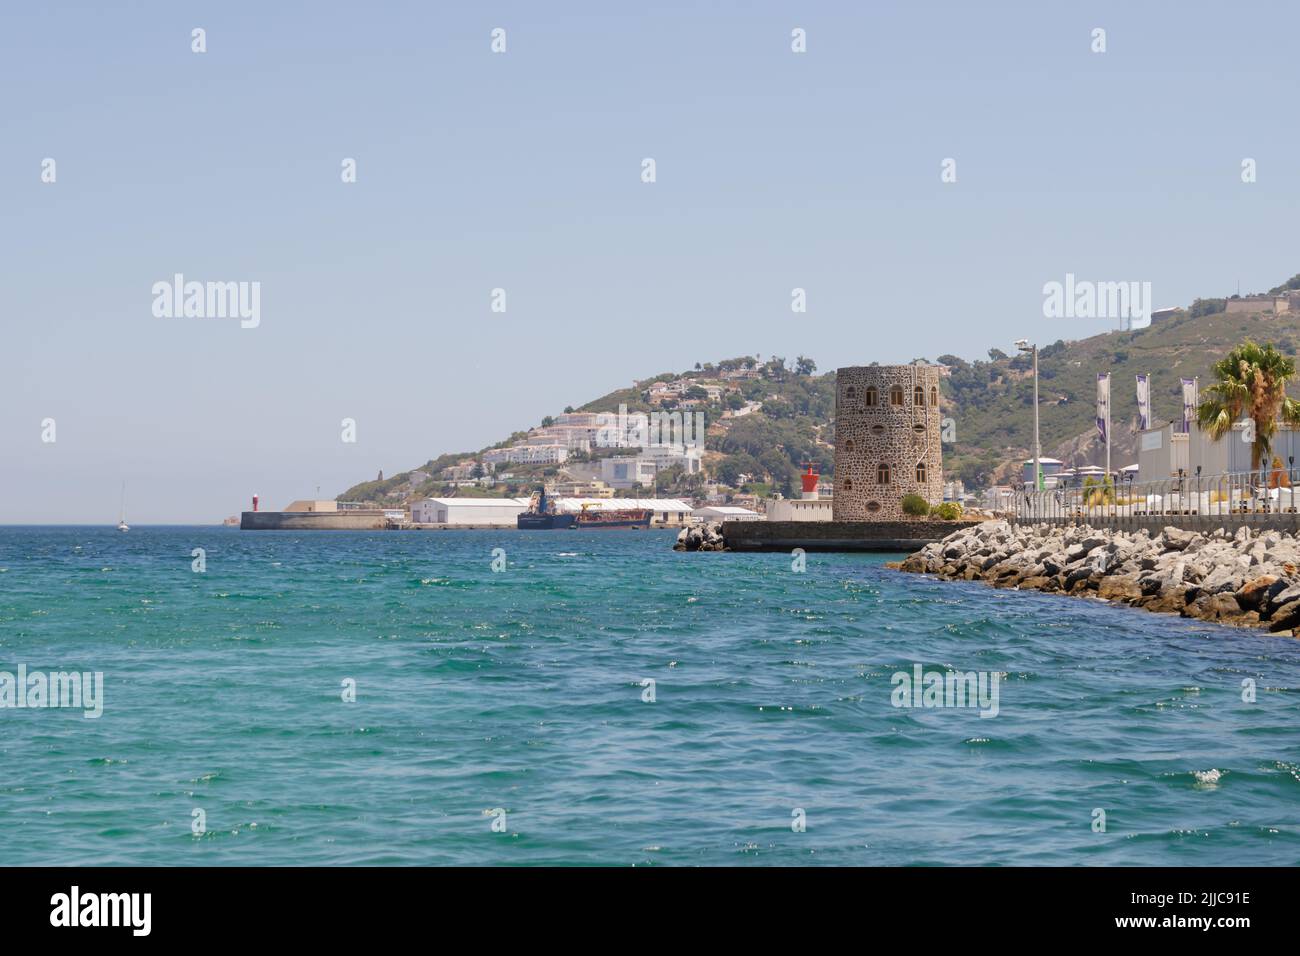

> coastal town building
[548,478,615,498]
[832,364,944,520]
[638,445,703,474]
[599,456,659,489]
[483,443,570,467]
[1022,458,1064,484]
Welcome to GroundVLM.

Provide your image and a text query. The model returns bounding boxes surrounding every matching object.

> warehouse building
[410,497,532,526]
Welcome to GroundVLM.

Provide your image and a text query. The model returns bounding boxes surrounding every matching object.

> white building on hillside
[483,444,570,467]
[600,456,658,489]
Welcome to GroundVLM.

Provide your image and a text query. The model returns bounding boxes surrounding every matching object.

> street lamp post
[1016,339,1041,492]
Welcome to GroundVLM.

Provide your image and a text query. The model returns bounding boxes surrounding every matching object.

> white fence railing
[1010,469,1300,528]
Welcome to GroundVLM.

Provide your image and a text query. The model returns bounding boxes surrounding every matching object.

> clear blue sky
[4,1,1298,522]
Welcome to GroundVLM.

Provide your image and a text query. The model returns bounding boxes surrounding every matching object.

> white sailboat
[117,482,129,532]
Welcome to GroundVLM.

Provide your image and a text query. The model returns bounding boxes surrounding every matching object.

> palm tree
[1198,339,1300,472]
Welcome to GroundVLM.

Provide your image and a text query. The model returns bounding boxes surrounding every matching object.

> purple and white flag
[1096,373,1111,445]
[1136,374,1151,430]
[1181,377,1198,432]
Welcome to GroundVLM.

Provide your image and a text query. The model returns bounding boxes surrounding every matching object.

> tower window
[913,385,925,406]
[845,385,857,402]
[916,461,927,483]
[842,477,853,491]
[889,385,904,406]
[877,462,891,484]
[930,386,939,407]
[844,438,855,453]
[864,386,877,407]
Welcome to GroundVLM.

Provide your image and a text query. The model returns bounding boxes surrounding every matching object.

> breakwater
[239,510,390,530]
[676,519,981,552]
[897,520,1300,635]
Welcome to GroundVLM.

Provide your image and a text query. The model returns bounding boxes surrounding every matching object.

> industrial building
[410,497,532,526]
[1137,420,1300,482]
[693,505,764,522]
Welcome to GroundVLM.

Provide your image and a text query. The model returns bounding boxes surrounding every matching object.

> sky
[4,0,1299,522]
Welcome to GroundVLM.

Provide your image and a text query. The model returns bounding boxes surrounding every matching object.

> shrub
[901,494,931,517]
[933,501,963,520]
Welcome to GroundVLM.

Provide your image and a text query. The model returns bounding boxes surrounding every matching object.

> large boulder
[1235,575,1283,612]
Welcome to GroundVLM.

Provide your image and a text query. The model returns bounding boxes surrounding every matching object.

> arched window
[844,438,855,453]
[845,385,857,402]
[877,462,891,484]
[916,461,927,483]
[914,385,925,406]
[889,385,904,406]
[842,477,853,491]
[930,386,939,407]
[864,386,877,407]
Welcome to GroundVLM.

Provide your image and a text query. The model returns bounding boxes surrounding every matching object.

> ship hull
[574,509,650,530]
[516,512,652,530]
[516,513,576,530]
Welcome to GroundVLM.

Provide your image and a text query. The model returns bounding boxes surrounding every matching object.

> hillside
[939,298,1300,486]
[338,278,1300,504]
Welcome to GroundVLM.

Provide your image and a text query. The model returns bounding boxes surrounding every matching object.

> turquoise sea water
[1,526,1298,866]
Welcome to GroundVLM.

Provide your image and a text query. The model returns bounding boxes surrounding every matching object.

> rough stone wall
[833,364,944,521]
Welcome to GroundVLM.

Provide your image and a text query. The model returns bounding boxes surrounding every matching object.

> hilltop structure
[1225,291,1300,315]
[833,364,944,520]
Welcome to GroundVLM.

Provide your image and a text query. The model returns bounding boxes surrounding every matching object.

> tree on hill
[1198,339,1300,472]
[1269,274,1300,295]
[1190,298,1226,318]
[795,355,817,376]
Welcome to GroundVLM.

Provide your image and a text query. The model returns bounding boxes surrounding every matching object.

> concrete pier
[239,511,390,530]
[721,519,983,553]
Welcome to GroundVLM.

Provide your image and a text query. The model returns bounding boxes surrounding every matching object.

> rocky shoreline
[895,521,1300,635]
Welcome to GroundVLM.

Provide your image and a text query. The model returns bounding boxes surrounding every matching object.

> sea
[1,526,1298,866]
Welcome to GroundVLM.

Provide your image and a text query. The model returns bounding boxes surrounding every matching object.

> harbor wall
[722,519,982,552]
[240,511,389,530]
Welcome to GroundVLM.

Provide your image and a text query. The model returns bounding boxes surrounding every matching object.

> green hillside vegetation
[939,288,1300,486]
[338,274,1300,504]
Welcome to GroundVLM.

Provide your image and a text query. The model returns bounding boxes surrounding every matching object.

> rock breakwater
[674,521,727,552]
[897,520,1300,635]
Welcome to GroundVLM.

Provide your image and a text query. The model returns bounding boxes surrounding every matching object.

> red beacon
[800,463,820,499]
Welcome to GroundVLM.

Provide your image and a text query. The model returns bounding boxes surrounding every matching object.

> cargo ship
[516,488,575,529]
[517,489,651,530]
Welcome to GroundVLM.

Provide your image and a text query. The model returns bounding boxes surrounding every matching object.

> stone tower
[833,364,944,520]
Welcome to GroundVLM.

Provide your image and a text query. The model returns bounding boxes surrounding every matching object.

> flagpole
[1106,372,1112,484]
